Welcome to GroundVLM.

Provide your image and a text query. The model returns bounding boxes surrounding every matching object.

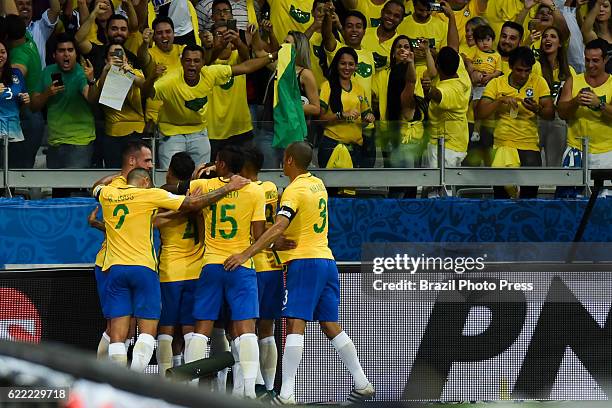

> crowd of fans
[0,0,611,198]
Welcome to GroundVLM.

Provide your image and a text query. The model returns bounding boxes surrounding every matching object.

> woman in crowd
[285,31,320,118]
[317,47,375,168]
[0,39,30,167]
[90,43,146,168]
[538,26,575,167]
[581,0,612,72]
[373,35,429,197]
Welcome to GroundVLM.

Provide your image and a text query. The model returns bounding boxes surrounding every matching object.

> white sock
[156,334,173,377]
[183,332,194,352]
[131,333,155,372]
[184,333,208,364]
[331,331,369,390]
[97,332,110,360]
[231,338,244,397]
[172,354,183,368]
[239,333,260,399]
[210,328,230,393]
[108,342,127,366]
[259,336,278,391]
[124,337,131,351]
[279,334,304,400]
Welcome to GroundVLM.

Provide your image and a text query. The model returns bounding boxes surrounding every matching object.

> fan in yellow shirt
[398,0,448,52]
[434,0,488,50]
[267,0,315,47]
[93,163,249,370]
[153,152,204,376]
[138,16,185,124]
[224,141,374,405]
[318,48,374,169]
[497,21,543,76]
[477,46,554,199]
[360,0,405,70]
[150,43,277,168]
[207,22,255,158]
[186,145,265,399]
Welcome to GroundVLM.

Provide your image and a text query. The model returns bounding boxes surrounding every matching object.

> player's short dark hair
[242,145,264,173]
[152,16,174,32]
[285,142,312,170]
[212,0,232,11]
[345,10,367,27]
[585,38,609,59]
[509,46,536,67]
[169,152,195,182]
[127,167,151,185]
[436,46,460,77]
[501,21,524,41]
[107,14,129,28]
[217,145,244,174]
[122,140,151,162]
[182,44,205,59]
[5,15,26,41]
[52,33,77,53]
[473,25,496,41]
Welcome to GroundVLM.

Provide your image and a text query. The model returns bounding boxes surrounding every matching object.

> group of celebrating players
[88,140,374,404]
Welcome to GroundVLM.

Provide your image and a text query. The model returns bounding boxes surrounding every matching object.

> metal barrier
[0,136,593,192]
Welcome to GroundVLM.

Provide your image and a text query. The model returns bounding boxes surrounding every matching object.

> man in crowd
[196,0,261,32]
[361,0,404,70]
[497,20,542,75]
[31,33,96,170]
[14,0,61,67]
[150,44,276,169]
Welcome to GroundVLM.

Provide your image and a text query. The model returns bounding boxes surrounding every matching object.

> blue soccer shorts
[193,264,259,321]
[257,270,284,320]
[94,265,108,318]
[159,279,198,326]
[283,259,340,322]
[105,265,161,320]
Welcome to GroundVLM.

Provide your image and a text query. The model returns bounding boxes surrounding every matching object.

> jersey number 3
[313,198,327,233]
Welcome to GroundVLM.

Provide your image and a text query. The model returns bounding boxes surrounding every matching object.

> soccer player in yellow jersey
[186,145,266,399]
[239,146,290,397]
[225,142,374,405]
[138,17,185,127]
[558,39,612,195]
[153,152,204,377]
[89,141,153,360]
[93,166,249,372]
[150,43,278,169]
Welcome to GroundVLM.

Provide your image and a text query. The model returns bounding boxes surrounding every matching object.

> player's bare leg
[108,316,131,366]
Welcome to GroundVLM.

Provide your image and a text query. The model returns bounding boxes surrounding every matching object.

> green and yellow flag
[273,44,307,149]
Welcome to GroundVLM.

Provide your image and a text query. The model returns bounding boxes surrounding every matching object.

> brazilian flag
[272,44,307,149]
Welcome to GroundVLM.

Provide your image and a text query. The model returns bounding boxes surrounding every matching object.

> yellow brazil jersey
[566,74,612,154]
[482,73,551,151]
[319,80,371,145]
[362,27,399,71]
[158,214,205,282]
[153,65,233,136]
[269,0,315,47]
[485,0,523,46]
[94,185,186,272]
[94,175,128,267]
[325,42,375,103]
[352,0,385,28]
[190,178,266,268]
[501,59,541,77]
[549,65,576,101]
[471,49,502,74]
[102,68,145,137]
[397,15,448,67]
[435,0,485,50]
[146,44,185,123]
[310,31,326,88]
[208,50,253,140]
[253,181,282,272]
[427,63,471,152]
[372,67,425,143]
[275,173,334,263]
